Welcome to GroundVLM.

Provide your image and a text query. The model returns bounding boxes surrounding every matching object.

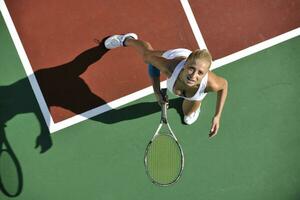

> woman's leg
[124,38,165,58]
[182,100,201,116]
[182,99,201,125]
[105,33,165,61]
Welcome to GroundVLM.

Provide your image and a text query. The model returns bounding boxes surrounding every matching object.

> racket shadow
[0,71,51,198]
[0,126,23,197]
[94,97,185,124]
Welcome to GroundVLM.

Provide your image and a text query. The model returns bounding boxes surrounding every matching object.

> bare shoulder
[166,57,186,76]
[168,56,186,72]
[205,71,228,92]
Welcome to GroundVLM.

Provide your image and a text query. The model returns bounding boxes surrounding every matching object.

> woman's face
[182,58,210,87]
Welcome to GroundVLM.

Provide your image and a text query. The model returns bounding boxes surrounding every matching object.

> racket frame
[144,102,184,186]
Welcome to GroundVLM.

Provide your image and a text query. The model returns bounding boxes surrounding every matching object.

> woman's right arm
[144,53,180,77]
[148,64,166,105]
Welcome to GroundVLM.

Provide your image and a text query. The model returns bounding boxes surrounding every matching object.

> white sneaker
[104,33,138,49]
[184,107,200,125]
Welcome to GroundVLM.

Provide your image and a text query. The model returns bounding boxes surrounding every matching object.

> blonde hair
[186,49,212,69]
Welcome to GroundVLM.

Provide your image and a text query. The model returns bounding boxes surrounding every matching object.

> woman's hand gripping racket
[144,93,184,186]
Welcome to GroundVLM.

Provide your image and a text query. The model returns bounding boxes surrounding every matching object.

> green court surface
[1,15,300,200]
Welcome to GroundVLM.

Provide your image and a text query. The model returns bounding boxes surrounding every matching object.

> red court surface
[4,0,300,123]
[5,0,198,122]
[190,0,300,58]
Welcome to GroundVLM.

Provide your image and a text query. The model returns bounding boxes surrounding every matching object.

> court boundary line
[0,1,55,130]
[180,0,207,49]
[180,0,300,70]
[211,28,300,70]
[1,1,300,133]
[50,81,167,133]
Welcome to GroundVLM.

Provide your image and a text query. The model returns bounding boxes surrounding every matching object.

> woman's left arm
[205,71,228,138]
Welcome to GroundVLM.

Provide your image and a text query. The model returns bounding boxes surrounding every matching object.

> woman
[104,33,228,138]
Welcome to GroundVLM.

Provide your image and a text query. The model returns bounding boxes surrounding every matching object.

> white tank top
[162,48,208,101]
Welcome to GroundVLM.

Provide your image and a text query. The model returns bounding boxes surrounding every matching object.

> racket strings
[146,134,182,185]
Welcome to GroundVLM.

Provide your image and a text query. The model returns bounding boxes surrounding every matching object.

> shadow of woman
[34,37,186,127]
[0,37,110,197]
[95,95,185,125]
[0,70,50,196]
[35,39,109,115]
[0,36,186,197]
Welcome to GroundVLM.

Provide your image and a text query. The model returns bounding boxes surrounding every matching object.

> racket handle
[161,102,168,123]
[160,89,169,103]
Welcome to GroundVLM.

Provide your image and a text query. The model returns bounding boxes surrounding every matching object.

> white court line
[180,0,300,70]
[211,28,300,70]
[180,0,207,49]
[0,1,56,130]
[50,81,167,133]
[1,0,300,133]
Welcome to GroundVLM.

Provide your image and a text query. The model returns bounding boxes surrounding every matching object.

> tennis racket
[144,99,184,186]
[0,129,23,197]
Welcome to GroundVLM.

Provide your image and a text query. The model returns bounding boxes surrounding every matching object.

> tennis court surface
[1,0,300,199]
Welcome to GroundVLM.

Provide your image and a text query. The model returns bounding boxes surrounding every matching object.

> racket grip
[160,89,169,103]
[161,102,168,123]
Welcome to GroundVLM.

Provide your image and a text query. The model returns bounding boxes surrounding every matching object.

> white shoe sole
[104,33,138,49]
